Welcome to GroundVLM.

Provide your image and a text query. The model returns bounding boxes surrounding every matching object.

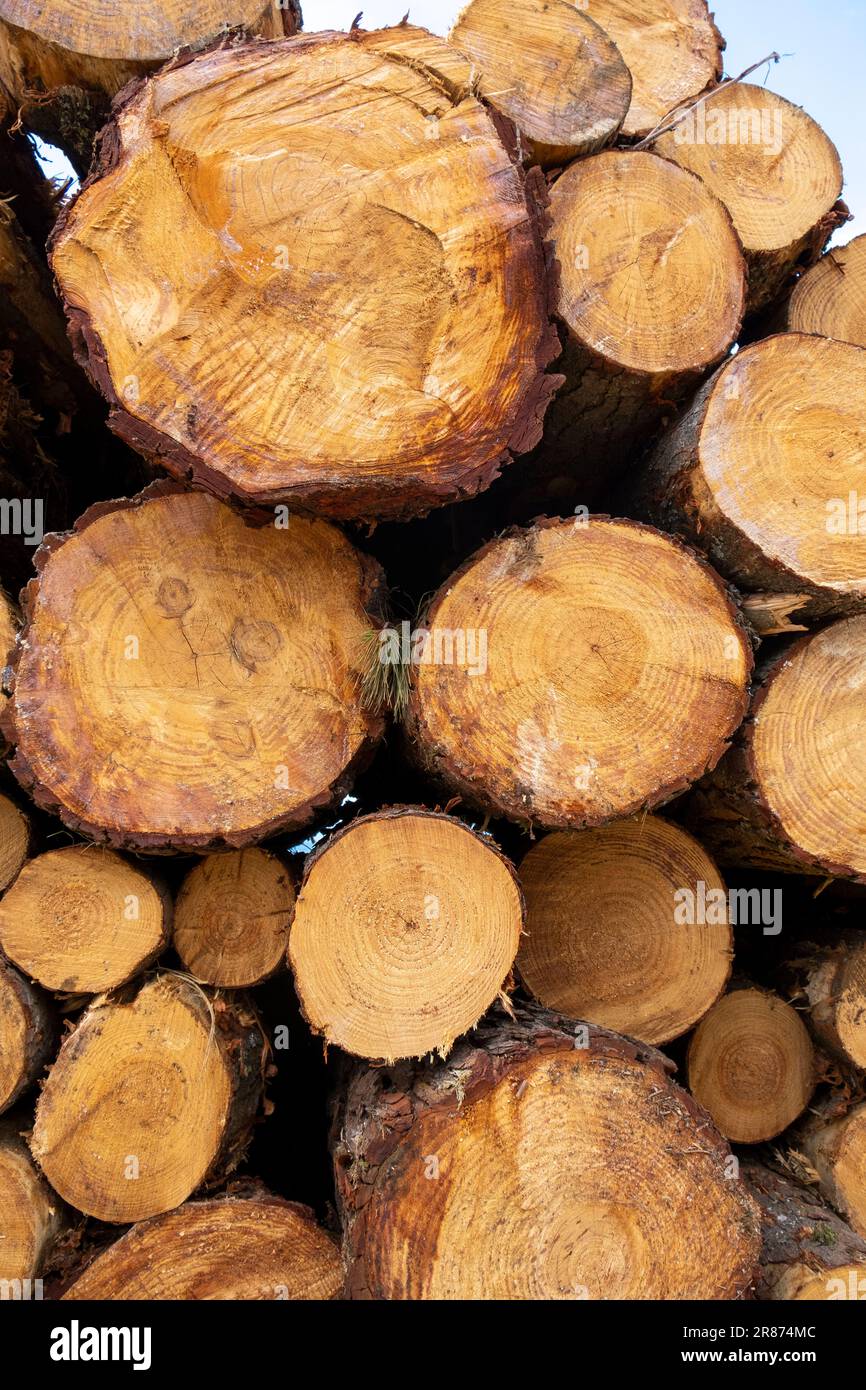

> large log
[743,1159,866,1302]
[0,1119,65,1287]
[628,334,866,619]
[174,848,295,989]
[449,0,631,165]
[333,1003,761,1299]
[3,485,384,852]
[516,816,732,1045]
[0,958,55,1115]
[687,985,815,1144]
[30,973,267,1222]
[406,516,752,830]
[688,618,866,882]
[531,149,744,499]
[0,845,171,993]
[0,1,301,171]
[49,27,560,521]
[655,83,847,311]
[289,807,523,1060]
[62,1193,341,1300]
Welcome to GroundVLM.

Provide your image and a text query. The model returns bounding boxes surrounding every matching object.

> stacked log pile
[0,0,863,1305]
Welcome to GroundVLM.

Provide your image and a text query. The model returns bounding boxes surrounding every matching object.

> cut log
[0,1119,65,1285]
[628,335,866,619]
[49,27,560,521]
[655,84,847,311]
[0,845,170,993]
[30,973,266,1222]
[0,1,301,171]
[534,149,744,493]
[334,1002,761,1299]
[686,985,815,1144]
[0,788,28,889]
[780,933,866,1071]
[797,1100,866,1239]
[449,0,631,166]
[63,1194,341,1300]
[289,807,523,1061]
[517,816,732,1045]
[4,485,384,852]
[0,959,55,1114]
[688,618,866,882]
[174,848,295,988]
[575,0,723,141]
[742,1159,866,1302]
[406,516,752,830]
[767,234,866,348]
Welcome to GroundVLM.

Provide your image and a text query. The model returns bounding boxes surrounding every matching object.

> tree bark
[655,83,848,312]
[742,1159,866,1301]
[516,815,732,1045]
[687,983,816,1144]
[449,0,631,166]
[0,1,301,172]
[48,26,560,521]
[174,848,295,989]
[627,334,866,620]
[3,484,385,852]
[0,958,55,1114]
[406,516,752,831]
[687,618,866,883]
[62,1192,341,1300]
[332,1001,761,1299]
[0,1117,65,1286]
[0,845,171,993]
[30,973,267,1223]
[289,806,524,1061]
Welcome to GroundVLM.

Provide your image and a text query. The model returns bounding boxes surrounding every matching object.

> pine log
[766,235,866,348]
[533,149,744,493]
[406,516,752,830]
[0,787,28,889]
[0,1118,65,1286]
[517,816,732,1045]
[333,1002,761,1299]
[655,84,847,312]
[3,485,385,852]
[30,973,266,1222]
[797,1100,866,1239]
[574,0,723,141]
[48,27,560,521]
[688,618,866,882]
[0,959,55,1114]
[449,0,631,166]
[780,933,866,1071]
[289,807,523,1061]
[742,1159,866,1302]
[0,1,301,171]
[62,1194,340,1300]
[686,985,815,1144]
[174,848,294,989]
[0,845,171,993]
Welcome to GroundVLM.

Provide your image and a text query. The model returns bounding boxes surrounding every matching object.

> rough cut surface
[334,1003,761,1299]
[49,26,561,520]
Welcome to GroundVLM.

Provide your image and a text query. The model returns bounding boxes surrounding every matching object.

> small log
[687,985,815,1144]
[406,516,752,830]
[62,1194,341,1300]
[0,958,55,1114]
[742,1159,866,1302]
[289,807,523,1061]
[780,932,866,1071]
[766,234,866,348]
[0,788,28,890]
[0,1118,65,1285]
[4,486,385,852]
[30,973,266,1222]
[449,0,631,165]
[333,1002,761,1299]
[174,848,294,989]
[517,815,732,1045]
[655,83,847,311]
[0,845,171,993]
[797,1099,866,1240]
[628,334,866,620]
